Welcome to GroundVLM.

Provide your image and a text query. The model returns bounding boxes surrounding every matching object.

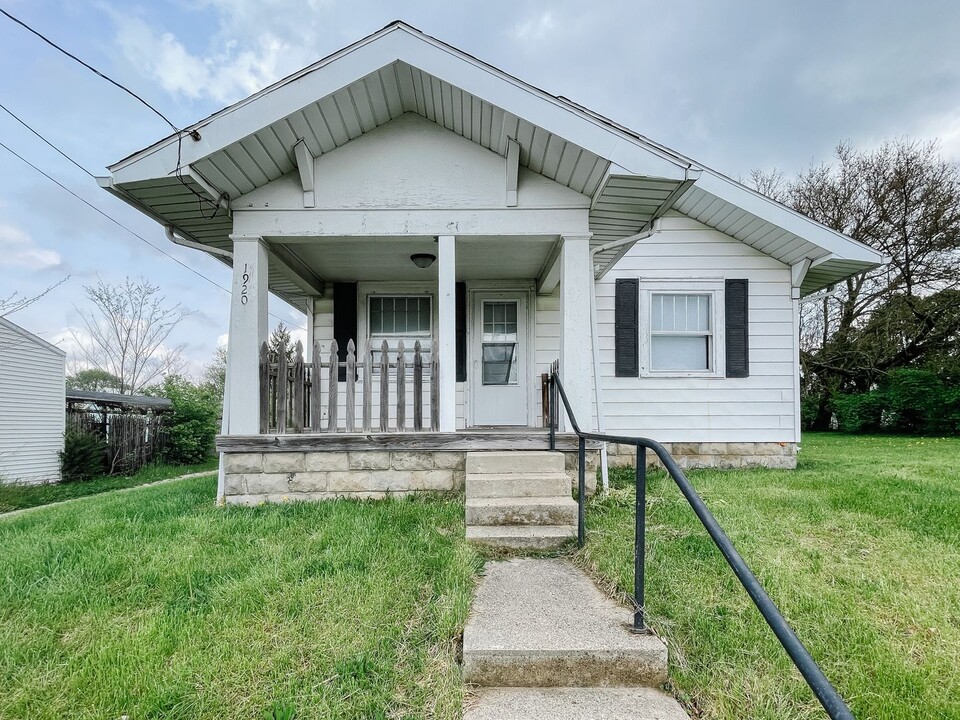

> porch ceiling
[273,235,558,282]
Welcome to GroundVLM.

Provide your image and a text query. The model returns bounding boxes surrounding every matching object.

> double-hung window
[368,295,432,365]
[640,281,724,376]
[650,293,712,371]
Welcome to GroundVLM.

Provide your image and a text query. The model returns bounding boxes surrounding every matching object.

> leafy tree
[753,139,960,428]
[202,345,228,402]
[269,322,297,363]
[66,368,124,393]
[151,376,220,464]
[71,278,190,394]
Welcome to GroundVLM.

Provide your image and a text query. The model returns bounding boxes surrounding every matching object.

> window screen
[650,294,711,371]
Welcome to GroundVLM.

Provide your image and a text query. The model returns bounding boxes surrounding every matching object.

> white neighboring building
[0,317,66,484]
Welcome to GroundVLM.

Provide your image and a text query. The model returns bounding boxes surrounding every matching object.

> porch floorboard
[216,431,598,453]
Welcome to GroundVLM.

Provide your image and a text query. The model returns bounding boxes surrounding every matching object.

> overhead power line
[0,7,223,218]
[0,101,95,178]
[0,139,304,330]
[0,7,179,133]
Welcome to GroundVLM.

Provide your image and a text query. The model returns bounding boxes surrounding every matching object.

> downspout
[163,226,233,504]
[165,226,234,259]
[587,220,662,494]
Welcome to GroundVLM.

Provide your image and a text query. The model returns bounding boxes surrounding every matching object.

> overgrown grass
[0,477,480,719]
[0,458,219,513]
[582,433,960,719]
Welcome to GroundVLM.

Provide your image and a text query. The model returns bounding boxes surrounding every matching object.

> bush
[60,430,107,482]
[154,376,220,465]
[832,368,960,435]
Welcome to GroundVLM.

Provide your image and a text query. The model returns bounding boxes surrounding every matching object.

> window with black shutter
[724,279,749,378]
[614,278,639,377]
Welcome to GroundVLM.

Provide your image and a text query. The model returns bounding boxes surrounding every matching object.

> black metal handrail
[548,369,855,720]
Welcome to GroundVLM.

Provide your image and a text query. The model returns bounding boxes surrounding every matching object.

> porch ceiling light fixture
[410,253,436,269]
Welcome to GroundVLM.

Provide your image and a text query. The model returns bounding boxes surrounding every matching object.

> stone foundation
[222,449,598,505]
[606,442,797,470]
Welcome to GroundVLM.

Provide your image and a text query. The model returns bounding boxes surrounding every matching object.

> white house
[0,316,66,484]
[100,22,884,528]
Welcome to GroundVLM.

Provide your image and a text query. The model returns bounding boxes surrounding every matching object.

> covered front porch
[225,230,596,438]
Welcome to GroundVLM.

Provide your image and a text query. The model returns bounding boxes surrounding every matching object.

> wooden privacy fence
[66,406,170,475]
[260,338,439,433]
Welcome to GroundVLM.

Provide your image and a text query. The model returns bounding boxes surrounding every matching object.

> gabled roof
[0,316,66,357]
[100,21,884,297]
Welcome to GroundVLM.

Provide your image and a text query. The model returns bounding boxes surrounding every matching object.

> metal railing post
[577,435,586,548]
[549,373,557,451]
[634,444,647,632]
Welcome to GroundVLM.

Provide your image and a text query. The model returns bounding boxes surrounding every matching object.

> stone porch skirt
[216,435,795,505]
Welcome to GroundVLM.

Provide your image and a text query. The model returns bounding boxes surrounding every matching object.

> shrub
[60,430,106,482]
[831,390,885,433]
[155,376,220,465]
[832,368,960,436]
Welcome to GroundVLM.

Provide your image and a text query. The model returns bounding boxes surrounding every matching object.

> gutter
[165,226,233,259]
[587,220,663,493]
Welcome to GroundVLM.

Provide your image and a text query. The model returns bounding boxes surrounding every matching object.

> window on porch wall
[368,295,433,365]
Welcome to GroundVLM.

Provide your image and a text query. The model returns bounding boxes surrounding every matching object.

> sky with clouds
[2,0,959,378]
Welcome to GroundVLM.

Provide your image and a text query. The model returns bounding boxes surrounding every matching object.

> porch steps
[464,451,576,550]
[462,559,686,720]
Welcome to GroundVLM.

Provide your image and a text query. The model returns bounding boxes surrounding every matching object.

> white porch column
[560,234,593,430]
[226,235,269,435]
[437,235,457,431]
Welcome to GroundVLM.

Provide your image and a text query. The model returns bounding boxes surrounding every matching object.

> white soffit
[102,21,884,299]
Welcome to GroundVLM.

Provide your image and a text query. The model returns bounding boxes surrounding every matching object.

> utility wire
[0,7,223,218]
[0,101,95,178]
[0,7,179,133]
[0,140,304,330]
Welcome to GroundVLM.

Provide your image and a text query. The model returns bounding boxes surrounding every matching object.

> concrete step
[466,496,578,526]
[466,473,570,499]
[466,451,565,476]
[462,559,668,687]
[466,525,576,550]
[465,687,689,719]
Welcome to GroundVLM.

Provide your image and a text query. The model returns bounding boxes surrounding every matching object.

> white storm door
[472,294,528,426]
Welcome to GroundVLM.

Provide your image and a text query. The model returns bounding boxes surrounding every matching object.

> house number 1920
[240,263,250,305]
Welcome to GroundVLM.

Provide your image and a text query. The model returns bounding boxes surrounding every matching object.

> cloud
[512,11,556,42]
[107,11,285,104]
[103,0,340,106]
[0,223,62,270]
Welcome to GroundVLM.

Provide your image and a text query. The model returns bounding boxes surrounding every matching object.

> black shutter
[614,278,639,377]
[725,279,749,378]
[455,282,467,382]
[333,282,357,382]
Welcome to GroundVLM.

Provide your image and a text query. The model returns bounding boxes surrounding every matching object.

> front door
[471,292,528,426]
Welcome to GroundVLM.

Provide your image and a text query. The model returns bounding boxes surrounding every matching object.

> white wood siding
[0,320,65,484]
[596,216,797,443]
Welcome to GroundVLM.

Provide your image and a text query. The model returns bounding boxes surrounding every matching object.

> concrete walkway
[0,470,216,521]
[463,558,689,719]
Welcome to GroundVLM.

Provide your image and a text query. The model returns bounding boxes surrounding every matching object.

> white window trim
[639,279,726,378]
[357,282,437,358]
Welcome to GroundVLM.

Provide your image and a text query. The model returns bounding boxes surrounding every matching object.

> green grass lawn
[582,433,960,720]
[0,476,479,719]
[0,458,219,513]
